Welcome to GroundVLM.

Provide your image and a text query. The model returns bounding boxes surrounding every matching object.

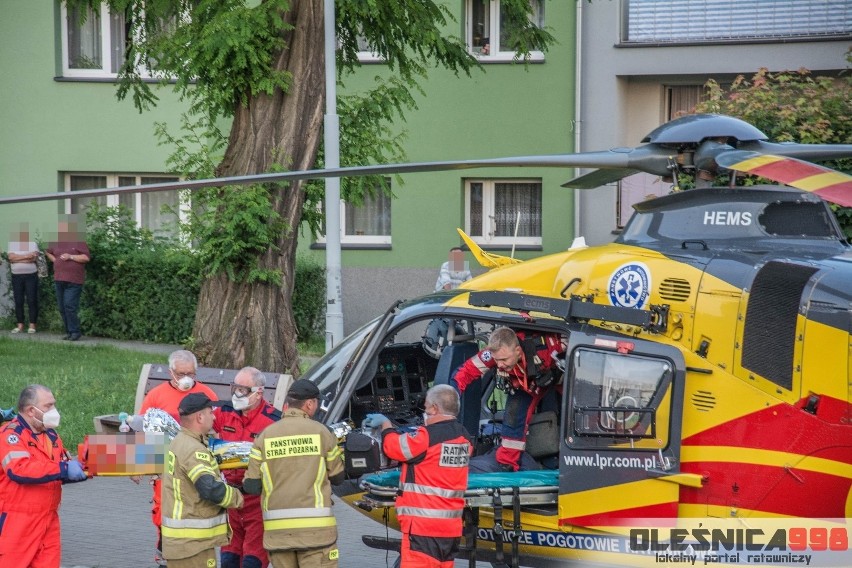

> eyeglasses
[171,370,197,380]
[231,385,262,398]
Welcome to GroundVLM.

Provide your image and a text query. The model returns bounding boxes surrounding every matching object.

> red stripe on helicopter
[812,179,852,207]
[682,396,852,465]
[678,463,851,519]
[559,502,678,527]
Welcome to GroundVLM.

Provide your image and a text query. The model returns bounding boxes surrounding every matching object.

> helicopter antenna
[511,211,521,260]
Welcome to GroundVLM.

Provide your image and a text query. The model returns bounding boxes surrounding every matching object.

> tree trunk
[192,0,325,375]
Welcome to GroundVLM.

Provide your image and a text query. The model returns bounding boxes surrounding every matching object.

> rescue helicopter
[3,113,851,567]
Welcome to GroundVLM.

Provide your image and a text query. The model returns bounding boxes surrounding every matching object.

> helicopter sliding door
[559,330,686,528]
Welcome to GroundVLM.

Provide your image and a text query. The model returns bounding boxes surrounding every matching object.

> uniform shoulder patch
[6,434,19,445]
[480,349,492,362]
[195,451,211,462]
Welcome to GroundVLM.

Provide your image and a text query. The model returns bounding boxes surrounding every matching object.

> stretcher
[358,469,560,568]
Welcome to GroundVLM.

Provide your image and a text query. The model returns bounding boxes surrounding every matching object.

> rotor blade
[716,150,852,207]
[745,140,852,162]
[561,168,642,189]
[0,149,675,206]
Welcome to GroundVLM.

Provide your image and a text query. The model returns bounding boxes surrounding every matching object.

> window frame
[465,0,546,63]
[464,178,543,247]
[63,173,188,237]
[315,187,393,247]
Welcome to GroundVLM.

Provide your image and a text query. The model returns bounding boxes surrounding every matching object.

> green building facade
[0,1,577,333]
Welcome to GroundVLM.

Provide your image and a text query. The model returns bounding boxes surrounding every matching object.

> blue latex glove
[362,414,389,429]
[66,459,87,482]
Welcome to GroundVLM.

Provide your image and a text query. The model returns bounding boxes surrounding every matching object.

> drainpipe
[573,0,584,240]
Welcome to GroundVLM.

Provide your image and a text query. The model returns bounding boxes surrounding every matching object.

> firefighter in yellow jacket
[162,393,245,568]
[243,379,345,568]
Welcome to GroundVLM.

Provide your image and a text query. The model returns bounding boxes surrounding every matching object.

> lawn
[0,336,324,452]
[0,337,155,451]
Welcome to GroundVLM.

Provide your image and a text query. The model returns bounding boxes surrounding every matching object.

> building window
[466,0,545,62]
[355,34,384,62]
[65,174,185,239]
[617,85,707,227]
[318,182,392,246]
[465,179,542,246]
[61,2,129,77]
[623,0,852,44]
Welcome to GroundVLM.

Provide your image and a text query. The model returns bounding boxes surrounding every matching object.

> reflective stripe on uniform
[161,523,229,539]
[162,513,228,528]
[312,457,327,507]
[218,483,236,508]
[260,462,273,511]
[263,507,332,520]
[472,355,490,374]
[263,515,337,531]
[398,435,414,461]
[402,483,465,499]
[250,446,263,462]
[326,445,342,461]
[187,462,216,482]
[501,438,526,450]
[2,451,30,468]
[172,478,184,519]
[396,506,463,519]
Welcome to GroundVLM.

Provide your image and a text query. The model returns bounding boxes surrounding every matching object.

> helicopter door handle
[681,240,708,250]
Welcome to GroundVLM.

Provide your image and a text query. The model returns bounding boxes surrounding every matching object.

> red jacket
[139,381,218,423]
[453,332,563,395]
[213,401,280,484]
[0,417,72,513]
[382,420,472,537]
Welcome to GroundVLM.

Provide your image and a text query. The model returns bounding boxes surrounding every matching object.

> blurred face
[449,249,464,271]
[491,344,522,373]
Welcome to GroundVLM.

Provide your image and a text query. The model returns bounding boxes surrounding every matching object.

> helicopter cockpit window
[570,349,672,448]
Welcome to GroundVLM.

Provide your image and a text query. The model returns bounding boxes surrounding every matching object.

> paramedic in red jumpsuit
[364,384,472,567]
[452,326,564,472]
[213,366,281,568]
[0,384,88,568]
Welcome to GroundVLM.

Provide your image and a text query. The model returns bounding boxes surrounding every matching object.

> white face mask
[36,407,61,429]
[231,394,250,411]
[176,376,195,391]
[422,412,431,425]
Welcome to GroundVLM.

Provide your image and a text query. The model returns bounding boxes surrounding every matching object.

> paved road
[59,475,409,568]
[10,332,482,567]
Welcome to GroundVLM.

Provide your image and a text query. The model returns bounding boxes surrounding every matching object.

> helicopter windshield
[301,316,380,400]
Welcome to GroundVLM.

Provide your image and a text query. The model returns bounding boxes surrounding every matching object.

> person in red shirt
[45,215,90,341]
[365,384,472,567]
[452,326,564,472]
[0,384,88,567]
[136,349,217,566]
[213,366,281,568]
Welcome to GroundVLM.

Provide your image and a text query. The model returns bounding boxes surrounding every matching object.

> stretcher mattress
[360,469,559,508]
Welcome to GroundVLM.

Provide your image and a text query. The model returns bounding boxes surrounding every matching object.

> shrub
[3,206,326,344]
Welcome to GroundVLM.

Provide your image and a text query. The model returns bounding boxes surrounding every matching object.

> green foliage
[693,66,852,238]
[292,254,326,339]
[81,205,201,344]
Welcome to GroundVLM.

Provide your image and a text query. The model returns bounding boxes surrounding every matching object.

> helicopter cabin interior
[342,313,678,478]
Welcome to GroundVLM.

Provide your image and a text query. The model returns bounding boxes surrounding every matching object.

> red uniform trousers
[222,493,266,568]
[0,505,61,568]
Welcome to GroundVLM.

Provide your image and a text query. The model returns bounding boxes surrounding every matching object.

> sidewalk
[9,331,473,568]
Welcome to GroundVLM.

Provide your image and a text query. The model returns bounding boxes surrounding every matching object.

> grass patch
[0,337,157,451]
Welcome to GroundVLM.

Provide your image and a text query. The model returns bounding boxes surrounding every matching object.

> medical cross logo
[608,262,651,309]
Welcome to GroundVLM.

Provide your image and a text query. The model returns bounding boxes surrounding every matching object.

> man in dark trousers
[213,366,281,568]
[363,384,472,567]
[452,326,564,472]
